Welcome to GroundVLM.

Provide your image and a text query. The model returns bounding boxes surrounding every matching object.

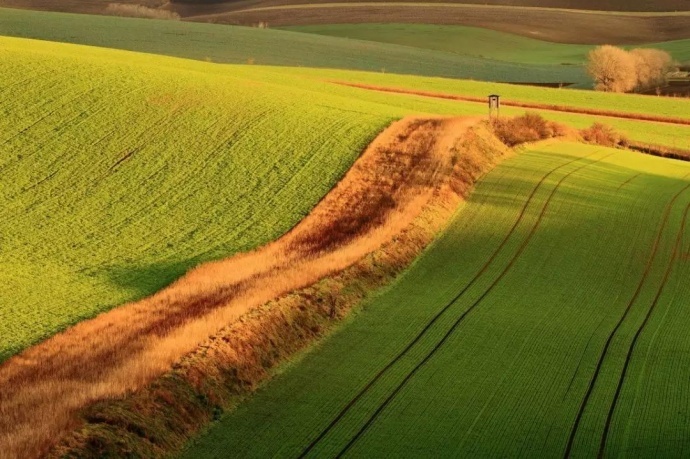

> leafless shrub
[631,48,673,91]
[105,3,180,20]
[491,112,566,147]
[587,45,638,93]
[580,123,629,148]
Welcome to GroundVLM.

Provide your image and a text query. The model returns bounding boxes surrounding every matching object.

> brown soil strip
[0,116,504,458]
[334,81,690,127]
[628,142,690,162]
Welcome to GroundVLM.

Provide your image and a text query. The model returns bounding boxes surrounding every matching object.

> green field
[182,141,690,457]
[3,34,690,363]
[0,7,587,84]
[283,24,690,65]
[0,36,397,361]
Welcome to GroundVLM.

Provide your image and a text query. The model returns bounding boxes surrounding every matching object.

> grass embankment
[45,119,509,458]
[1,35,689,365]
[283,24,690,65]
[0,7,586,84]
[182,141,690,457]
[0,36,399,362]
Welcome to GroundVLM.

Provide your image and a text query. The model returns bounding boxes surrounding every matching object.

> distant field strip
[183,143,690,457]
[0,8,586,84]
[334,81,690,126]
[228,2,690,17]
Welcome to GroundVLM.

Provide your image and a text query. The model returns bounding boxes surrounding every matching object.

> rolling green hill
[182,141,690,457]
[283,24,690,65]
[0,8,588,84]
[0,36,397,361]
[2,33,690,365]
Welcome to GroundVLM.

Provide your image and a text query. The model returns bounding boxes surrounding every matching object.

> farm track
[0,116,480,458]
[598,199,690,456]
[564,180,690,457]
[333,82,690,127]
[299,150,601,457]
[301,152,611,456]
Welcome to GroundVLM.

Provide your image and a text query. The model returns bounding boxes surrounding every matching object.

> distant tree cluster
[587,45,674,93]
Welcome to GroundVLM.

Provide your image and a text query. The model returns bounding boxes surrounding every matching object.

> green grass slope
[3,35,690,363]
[283,24,690,65]
[0,8,587,84]
[0,36,397,361]
[182,141,690,457]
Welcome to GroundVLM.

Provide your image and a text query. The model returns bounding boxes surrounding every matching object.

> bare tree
[630,48,673,91]
[587,45,637,93]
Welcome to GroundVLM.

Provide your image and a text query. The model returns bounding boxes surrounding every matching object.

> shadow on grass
[104,258,203,302]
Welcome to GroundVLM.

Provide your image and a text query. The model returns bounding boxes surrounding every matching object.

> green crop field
[283,24,690,66]
[0,7,587,84]
[2,34,690,364]
[182,141,690,457]
[0,36,397,361]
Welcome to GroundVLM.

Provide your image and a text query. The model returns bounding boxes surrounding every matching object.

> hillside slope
[0,36,402,362]
[284,24,690,65]
[0,8,588,83]
[183,141,690,457]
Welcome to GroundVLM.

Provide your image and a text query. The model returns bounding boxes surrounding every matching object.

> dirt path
[0,116,480,458]
[334,81,690,127]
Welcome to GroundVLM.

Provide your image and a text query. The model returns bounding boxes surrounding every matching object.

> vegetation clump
[587,45,674,93]
[580,122,629,148]
[491,112,567,147]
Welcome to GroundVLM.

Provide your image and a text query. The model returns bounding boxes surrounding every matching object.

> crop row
[184,143,690,457]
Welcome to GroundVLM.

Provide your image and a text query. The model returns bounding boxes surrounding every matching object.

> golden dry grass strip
[46,117,509,457]
[0,116,497,458]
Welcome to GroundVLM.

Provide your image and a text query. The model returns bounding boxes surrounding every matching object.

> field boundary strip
[299,151,610,456]
[223,3,690,17]
[564,179,690,457]
[598,197,690,456]
[333,153,615,457]
[332,82,690,127]
[298,149,600,457]
[2,117,505,459]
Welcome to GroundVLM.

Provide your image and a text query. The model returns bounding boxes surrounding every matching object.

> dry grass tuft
[491,112,568,147]
[580,122,629,148]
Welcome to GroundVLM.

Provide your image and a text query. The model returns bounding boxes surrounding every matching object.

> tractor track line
[334,153,612,458]
[297,152,598,458]
[598,198,690,457]
[563,180,690,458]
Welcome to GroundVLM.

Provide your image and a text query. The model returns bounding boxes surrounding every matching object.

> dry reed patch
[47,119,509,458]
[0,116,484,459]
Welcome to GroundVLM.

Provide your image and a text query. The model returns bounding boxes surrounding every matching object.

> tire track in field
[597,197,690,457]
[563,179,690,458]
[297,151,600,458]
[334,153,612,458]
